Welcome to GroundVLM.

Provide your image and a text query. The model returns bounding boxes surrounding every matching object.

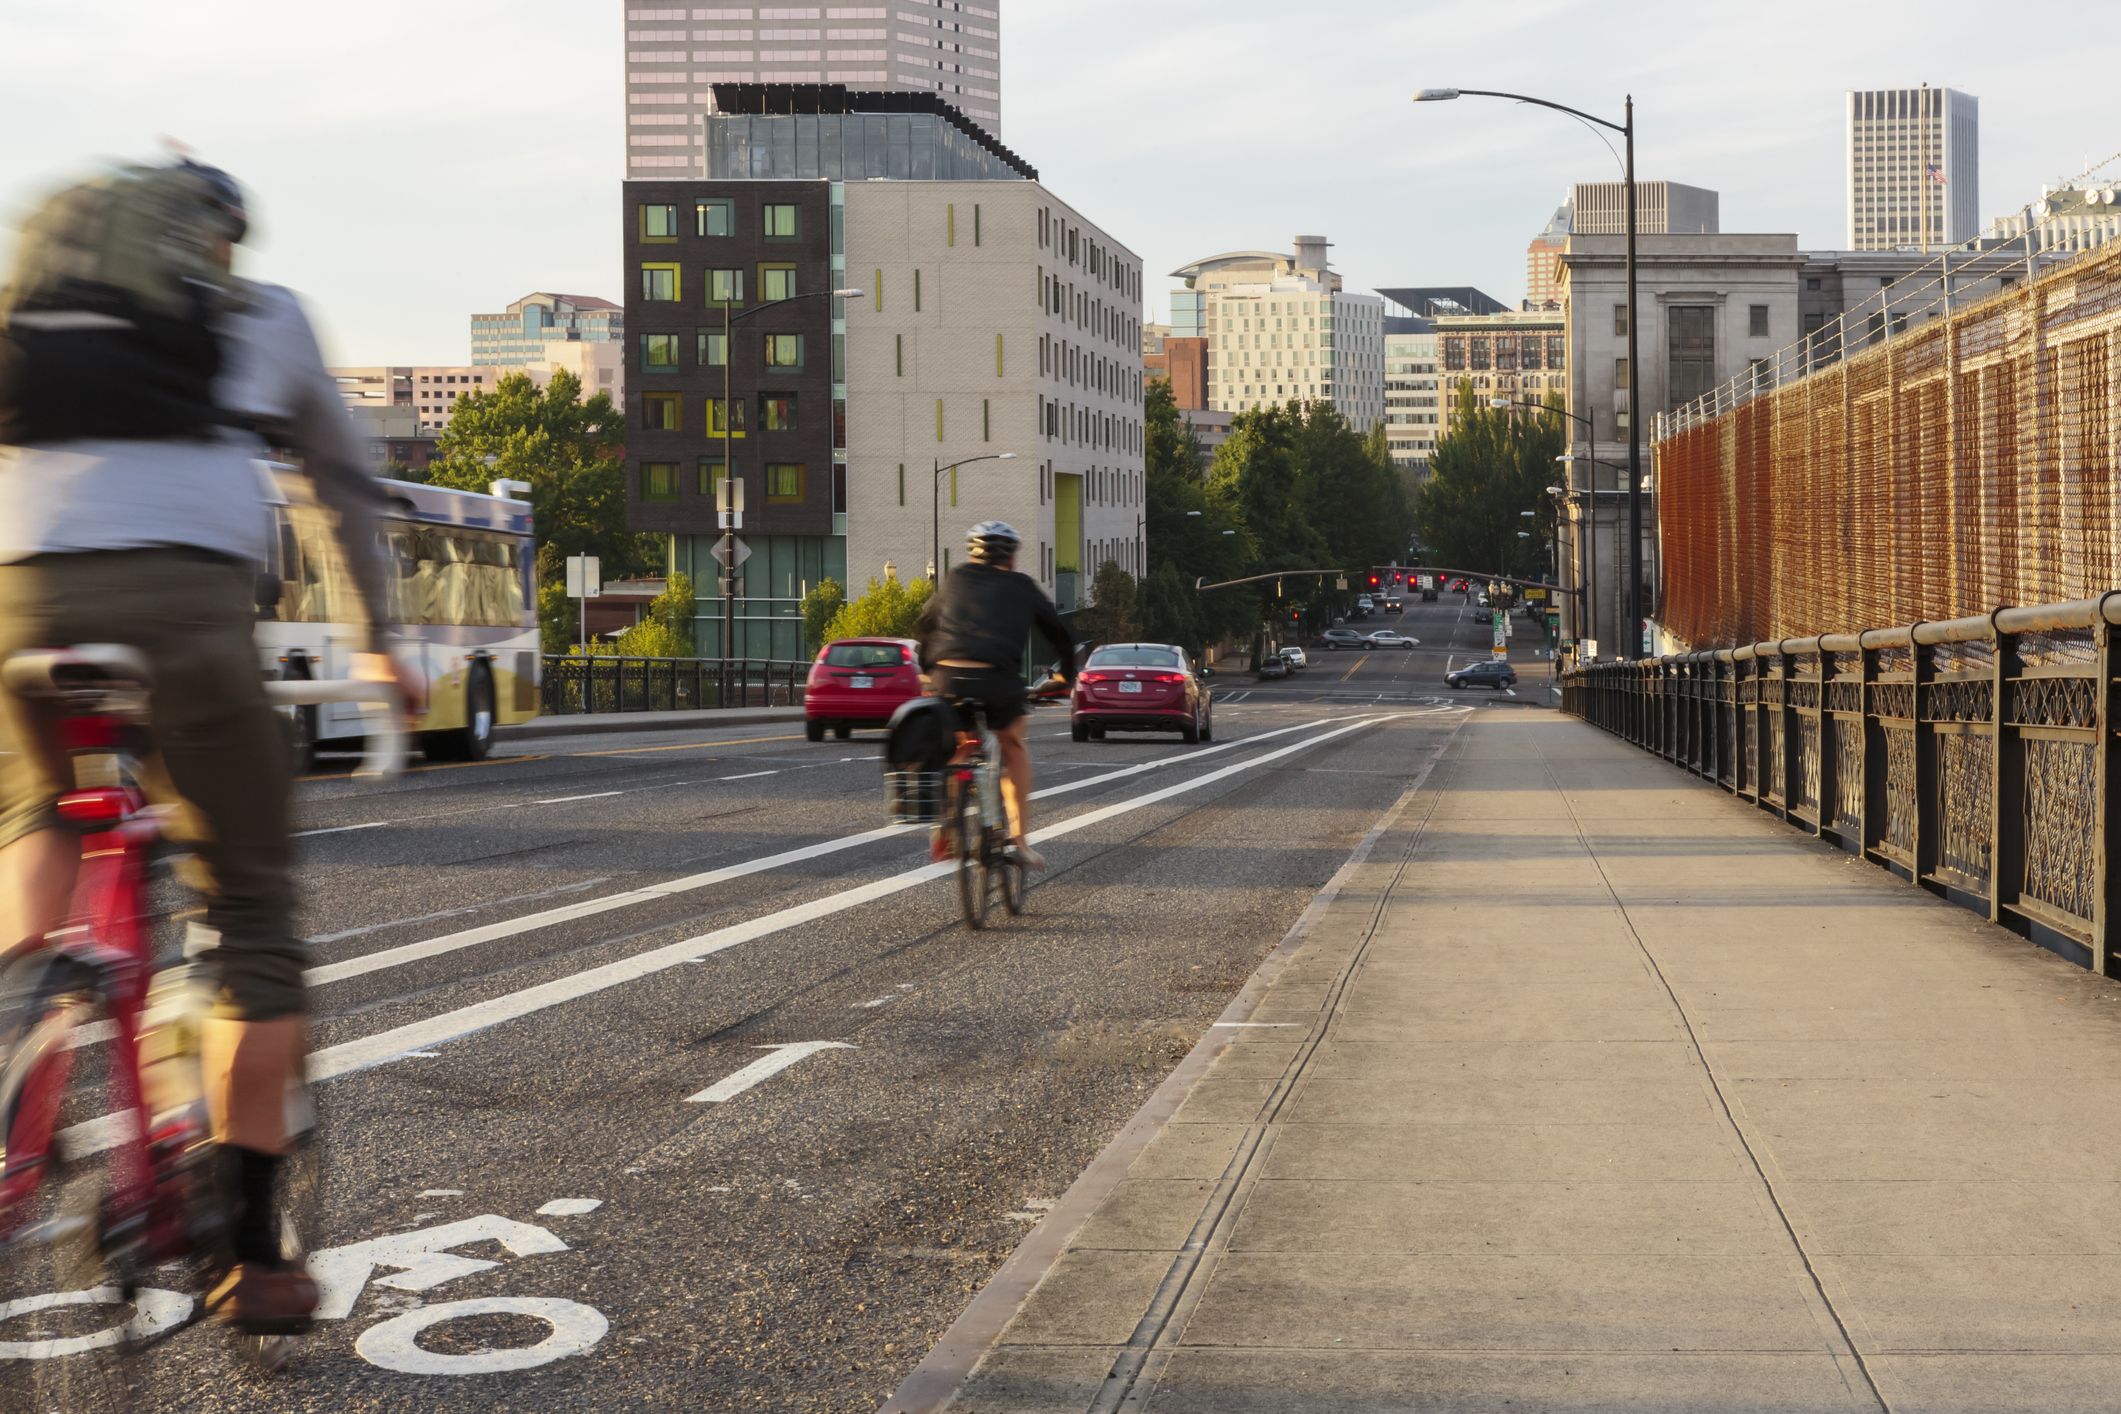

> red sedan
[805,637,922,741]
[1071,643,1215,744]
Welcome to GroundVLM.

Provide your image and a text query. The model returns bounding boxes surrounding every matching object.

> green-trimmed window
[640,333,680,371]
[707,268,744,306]
[641,392,681,430]
[697,456,727,497]
[640,263,680,301]
[764,333,803,369]
[641,204,678,242]
[697,329,727,367]
[762,204,799,239]
[765,462,804,503]
[641,461,680,501]
[706,397,747,437]
[759,393,797,432]
[696,198,733,237]
[759,264,796,302]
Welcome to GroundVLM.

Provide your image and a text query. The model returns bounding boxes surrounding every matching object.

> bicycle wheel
[0,974,149,1410]
[998,833,1028,915]
[954,782,988,930]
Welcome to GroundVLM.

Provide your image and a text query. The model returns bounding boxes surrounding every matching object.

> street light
[714,286,862,678]
[1417,85,1643,657]
[932,452,1019,581]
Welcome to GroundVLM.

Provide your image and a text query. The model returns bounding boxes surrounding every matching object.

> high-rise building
[1846,86,1978,250]
[1173,237,1386,433]
[1570,181,1719,236]
[1382,327,1440,481]
[470,292,623,368]
[1525,201,1571,309]
[330,365,511,435]
[622,85,1140,653]
[623,1,1002,177]
[1433,308,1567,435]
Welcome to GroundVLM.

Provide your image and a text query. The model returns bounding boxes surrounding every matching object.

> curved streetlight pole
[714,286,860,685]
[1418,87,1642,657]
[932,452,1020,581]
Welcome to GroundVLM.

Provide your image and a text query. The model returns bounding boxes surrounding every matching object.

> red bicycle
[0,645,401,1403]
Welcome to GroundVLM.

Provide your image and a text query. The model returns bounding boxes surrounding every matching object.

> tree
[1415,382,1565,582]
[424,371,660,589]
[538,580,574,655]
[1076,561,1139,647]
[1138,560,1204,657]
[800,578,845,653]
[822,574,935,643]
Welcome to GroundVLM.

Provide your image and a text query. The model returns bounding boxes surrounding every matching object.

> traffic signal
[1367,573,1380,588]
[1289,608,1301,623]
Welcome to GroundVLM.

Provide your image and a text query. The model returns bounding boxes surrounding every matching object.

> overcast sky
[4,0,2114,364]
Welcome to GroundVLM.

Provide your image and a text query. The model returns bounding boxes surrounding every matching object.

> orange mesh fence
[1657,239,2121,646]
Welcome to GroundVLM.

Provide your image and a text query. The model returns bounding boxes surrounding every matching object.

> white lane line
[537,1198,604,1216]
[296,822,389,839]
[311,877,615,946]
[717,770,778,781]
[535,791,622,805]
[687,1042,854,1103]
[298,716,1346,991]
[1210,1022,1302,1028]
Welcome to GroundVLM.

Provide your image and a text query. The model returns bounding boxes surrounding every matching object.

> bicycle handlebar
[264,679,408,779]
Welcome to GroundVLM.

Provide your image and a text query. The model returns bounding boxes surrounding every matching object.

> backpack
[0,163,249,446]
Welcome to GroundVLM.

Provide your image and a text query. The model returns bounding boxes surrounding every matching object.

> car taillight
[1149,672,1186,684]
[1080,671,1112,684]
[900,648,916,666]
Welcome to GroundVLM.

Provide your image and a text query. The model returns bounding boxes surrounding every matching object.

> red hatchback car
[806,637,923,741]
[1072,643,1215,744]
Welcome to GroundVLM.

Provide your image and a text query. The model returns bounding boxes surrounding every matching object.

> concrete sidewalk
[898,707,2121,1413]
[497,705,803,739]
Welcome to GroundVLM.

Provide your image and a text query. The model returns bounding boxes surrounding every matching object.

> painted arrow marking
[687,1042,854,1104]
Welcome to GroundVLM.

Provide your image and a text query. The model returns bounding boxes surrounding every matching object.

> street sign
[1524,586,1547,603]
[717,477,746,531]
[1583,638,1600,660]
[709,537,753,570]
[564,555,601,600]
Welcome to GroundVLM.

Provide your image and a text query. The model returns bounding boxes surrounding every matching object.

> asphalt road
[7,596,1548,1412]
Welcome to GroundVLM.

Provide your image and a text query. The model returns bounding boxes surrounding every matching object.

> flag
[1926,163,1947,185]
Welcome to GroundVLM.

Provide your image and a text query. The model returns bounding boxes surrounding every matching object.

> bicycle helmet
[175,158,248,243]
[966,519,1021,564]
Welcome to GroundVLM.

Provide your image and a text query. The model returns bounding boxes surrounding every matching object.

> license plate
[850,675,873,688]
[1118,680,1142,693]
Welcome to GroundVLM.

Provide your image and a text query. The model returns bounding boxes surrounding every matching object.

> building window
[641,263,680,301]
[708,268,743,306]
[895,333,903,376]
[641,392,681,430]
[913,268,922,312]
[641,333,680,371]
[1667,306,1716,411]
[996,332,1004,376]
[759,393,797,431]
[697,199,734,237]
[641,204,679,242]
[897,462,905,506]
[982,398,990,442]
[973,203,981,247]
[698,329,727,366]
[759,264,796,301]
[706,397,747,437]
[1612,303,1628,335]
[935,398,944,443]
[946,203,955,247]
[641,461,680,501]
[1749,305,1769,337]
[874,270,882,312]
[765,462,804,503]
[832,463,846,515]
[762,204,799,239]
[764,333,803,368]
[698,456,726,498]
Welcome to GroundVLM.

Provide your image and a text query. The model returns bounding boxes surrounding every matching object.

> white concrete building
[1173,237,1385,433]
[1383,329,1440,481]
[1571,181,1719,236]
[1846,86,1978,250]
[330,365,509,434]
[623,0,1002,176]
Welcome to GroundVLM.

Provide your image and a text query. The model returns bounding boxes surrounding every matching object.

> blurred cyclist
[0,157,419,1332]
[915,521,1075,869]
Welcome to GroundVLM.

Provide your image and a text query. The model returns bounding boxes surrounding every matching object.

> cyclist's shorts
[930,666,1028,731]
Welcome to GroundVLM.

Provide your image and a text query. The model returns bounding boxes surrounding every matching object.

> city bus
[255,465,540,764]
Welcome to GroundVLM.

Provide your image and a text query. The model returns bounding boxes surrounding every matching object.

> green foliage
[1415,382,1565,581]
[1137,560,1204,657]
[1076,561,1139,647]
[537,580,574,655]
[424,371,660,589]
[822,574,934,644]
[800,578,846,653]
[609,572,695,657]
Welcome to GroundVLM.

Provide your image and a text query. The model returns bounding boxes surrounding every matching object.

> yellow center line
[567,732,805,757]
[1339,653,1369,683]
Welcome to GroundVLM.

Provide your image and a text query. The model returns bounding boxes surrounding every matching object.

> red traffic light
[1367,574,1380,587]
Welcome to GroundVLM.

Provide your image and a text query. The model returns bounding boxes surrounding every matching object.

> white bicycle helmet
[966,520,1021,564]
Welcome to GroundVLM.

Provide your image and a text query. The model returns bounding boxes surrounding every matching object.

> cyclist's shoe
[1006,841,1047,871]
[930,827,953,863]
[205,1260,319,1335]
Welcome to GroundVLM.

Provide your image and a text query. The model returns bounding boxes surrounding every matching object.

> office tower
[1846,86,1978,250]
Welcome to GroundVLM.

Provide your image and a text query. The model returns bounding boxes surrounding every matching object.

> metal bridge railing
[540,655,810,716]
[1563,596,2121,978]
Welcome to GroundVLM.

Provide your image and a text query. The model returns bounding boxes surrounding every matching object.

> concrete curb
[880,715,1459,1414]
[497,707,806,740]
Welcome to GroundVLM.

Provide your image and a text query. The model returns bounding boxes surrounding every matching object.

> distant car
[1420,585,1439,601]
[1476,592,1491,608]
[1383,597,1404,614]
[806,637,922,741]
[1320,628,1367,650]
[1365,630,1419,649]
[1073,643,1215,743]
[1447,659,1519,691]
[1279,646,1309,670]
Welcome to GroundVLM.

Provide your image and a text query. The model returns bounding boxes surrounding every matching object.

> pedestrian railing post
[2097,614,2120,975]
[1990,620,2020,928]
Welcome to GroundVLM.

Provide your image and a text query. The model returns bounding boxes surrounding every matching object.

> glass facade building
[469,293,623,368]
[703,110,1031,184]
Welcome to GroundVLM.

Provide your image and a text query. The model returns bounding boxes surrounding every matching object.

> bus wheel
[457,665,497,761]
[281,661,317,773]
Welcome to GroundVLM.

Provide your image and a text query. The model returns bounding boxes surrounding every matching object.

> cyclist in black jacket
[916,520,1075,868]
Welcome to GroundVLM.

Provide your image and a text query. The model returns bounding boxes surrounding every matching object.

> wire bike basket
[885,768,947,824]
